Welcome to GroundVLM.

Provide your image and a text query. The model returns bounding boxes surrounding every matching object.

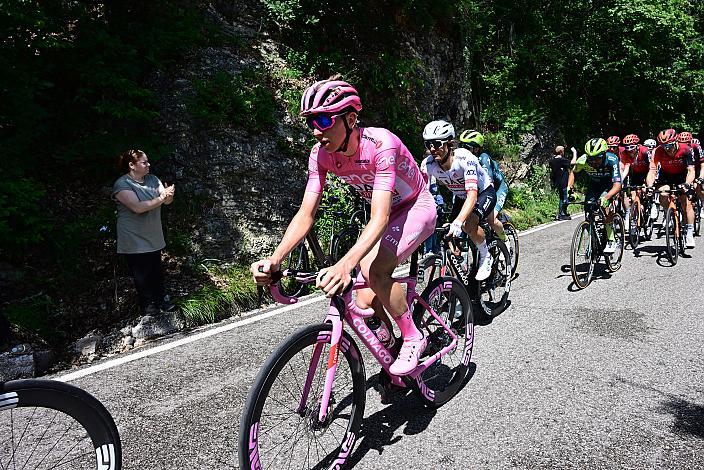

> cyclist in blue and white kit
[420,120,496,280]
[458,130,508,242]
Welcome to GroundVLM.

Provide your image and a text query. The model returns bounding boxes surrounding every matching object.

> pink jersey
[305,127,426,208]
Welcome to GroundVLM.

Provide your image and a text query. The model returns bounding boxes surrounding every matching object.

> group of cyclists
[250,76,703,377]
[569,129,703,253]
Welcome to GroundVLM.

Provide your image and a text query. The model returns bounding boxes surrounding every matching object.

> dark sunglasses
[424,139,449,150]
[624,144,638,152]
[305,113,346,131]
[662,143,676,150]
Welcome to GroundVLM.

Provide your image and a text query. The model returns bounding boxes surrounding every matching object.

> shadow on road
[346,363,477,467]
[617,377,704,439]
[564,264,612,291]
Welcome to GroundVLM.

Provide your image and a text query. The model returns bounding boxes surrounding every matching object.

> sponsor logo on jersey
[355,159,370,164]
[362,134,384,149]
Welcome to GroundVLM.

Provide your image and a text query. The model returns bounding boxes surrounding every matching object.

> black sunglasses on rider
[662,143,676,150]
[424,139,449,150]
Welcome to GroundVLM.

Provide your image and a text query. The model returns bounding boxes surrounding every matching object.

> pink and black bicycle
[238,253,473,469]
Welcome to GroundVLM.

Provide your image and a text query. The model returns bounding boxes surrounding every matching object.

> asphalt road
[59,215,704,469]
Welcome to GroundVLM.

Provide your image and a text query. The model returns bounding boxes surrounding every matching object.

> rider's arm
[620,162,630,180]
[337,190,392,272]
[269,191,322,266]
[646,156,658,187]
[455,190,478,222]
[686,165,696,185]
[605,182,622,201]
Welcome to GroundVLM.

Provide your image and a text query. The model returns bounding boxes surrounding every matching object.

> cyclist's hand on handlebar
[449,219,464,237]
[251,258,280,286]
[599,196,610,208]
[316,263,352,298]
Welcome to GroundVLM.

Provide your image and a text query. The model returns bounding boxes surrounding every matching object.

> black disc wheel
[238,324,366,470]
[0,379,122,470]
[570,221,595,289]
[412,276,473,408]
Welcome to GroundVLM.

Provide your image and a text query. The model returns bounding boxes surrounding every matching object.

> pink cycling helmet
[300,80,362,116]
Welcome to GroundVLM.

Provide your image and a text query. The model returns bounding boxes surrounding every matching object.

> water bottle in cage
[366,316,396,348]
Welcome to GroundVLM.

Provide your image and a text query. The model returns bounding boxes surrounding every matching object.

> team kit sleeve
[372,148,398,193]
[609,155,622,183]
[464,160,479,192]
[304,145,327,194]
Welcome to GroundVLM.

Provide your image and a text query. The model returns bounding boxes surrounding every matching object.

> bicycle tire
[238,323,366,470]
[628,201,640,249]
[412,276,473,408]
[503,222,520,278]
[694,199,701,237]
[1,379,122,470]
[606,214,625,272]
[643,200,654,241]
[331,226,359,264]
[279,242,310,298]
[416,253,443,295]
[478,239,512,317]
[664,207,679,265]
[570,221,594,289]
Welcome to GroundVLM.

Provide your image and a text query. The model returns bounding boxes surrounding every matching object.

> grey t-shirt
[112,174,166,254]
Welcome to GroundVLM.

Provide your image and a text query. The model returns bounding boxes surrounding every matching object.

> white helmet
[423,120,455,140]
[644,138,657,148]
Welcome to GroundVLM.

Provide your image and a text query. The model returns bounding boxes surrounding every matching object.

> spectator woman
[113,149,176,315]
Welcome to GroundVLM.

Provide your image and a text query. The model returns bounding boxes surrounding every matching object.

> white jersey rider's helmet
[644,138,657,149]
[423,120,455,140]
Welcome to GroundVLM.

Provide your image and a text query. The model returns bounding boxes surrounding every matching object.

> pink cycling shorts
[379,189,437,263]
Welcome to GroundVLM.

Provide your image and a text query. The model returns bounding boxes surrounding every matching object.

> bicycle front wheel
[694,199,701,237]
[606,214,625,272]
[628,201,640,249]
[238,324,366,470]
[412,276,473,408]
[570,221,594,289]
[503,222,520,278]
[665,207,679,265]
[0,379,122,470]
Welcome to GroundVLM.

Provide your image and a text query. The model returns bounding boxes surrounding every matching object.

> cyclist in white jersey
[420,120,496,280]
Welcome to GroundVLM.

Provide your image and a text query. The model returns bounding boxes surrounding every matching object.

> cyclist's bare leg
[682,194,694,224]
[487,210,505,238]
[658,184,671,209]
[463,213,485,246]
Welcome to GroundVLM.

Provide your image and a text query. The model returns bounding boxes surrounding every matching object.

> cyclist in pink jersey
[251,78,436,375]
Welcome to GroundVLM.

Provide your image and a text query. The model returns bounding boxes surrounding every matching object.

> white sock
[478,240,488,257]
[687,224,694,237]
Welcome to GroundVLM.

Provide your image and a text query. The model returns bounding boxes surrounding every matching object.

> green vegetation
[179,263,259,326]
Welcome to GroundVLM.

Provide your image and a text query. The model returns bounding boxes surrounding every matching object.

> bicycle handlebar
[262,267,357,305]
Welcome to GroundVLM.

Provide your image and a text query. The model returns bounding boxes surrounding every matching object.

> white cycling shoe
[650,205,659,220]
[389,336,427,376]
[604,240,616,254]
[475,252,494,281]
[685,233,696,249]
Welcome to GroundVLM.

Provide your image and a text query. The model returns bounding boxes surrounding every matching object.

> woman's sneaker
[389,336,427,376]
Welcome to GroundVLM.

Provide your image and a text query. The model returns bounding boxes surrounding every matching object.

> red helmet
[300,79,362,116]
[607,136,621,146]
[622,134,640,145]
[657,128,677,144]
[677,131,693,144]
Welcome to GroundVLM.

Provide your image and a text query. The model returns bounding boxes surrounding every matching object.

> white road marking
[57,214,581,382]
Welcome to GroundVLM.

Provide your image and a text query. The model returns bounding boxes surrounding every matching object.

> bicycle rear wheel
[331,226,359,264]
[412,276,473,408]
[416,253,443,295]
[664,207,679,265]
[0,379,122,470]
[643,200,654,241]
[238,324,366,470]
[606,214,625,272]
[570,221,595,289]
[478,239,512,317]
[279,242,310,297]
[694,199,701,236]
[503,222,519,278]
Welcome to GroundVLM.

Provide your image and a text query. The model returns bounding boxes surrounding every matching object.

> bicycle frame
[269,270,468,424]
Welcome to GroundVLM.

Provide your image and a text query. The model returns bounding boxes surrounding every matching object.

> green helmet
[459,129,484,147]
[584,138,608,157]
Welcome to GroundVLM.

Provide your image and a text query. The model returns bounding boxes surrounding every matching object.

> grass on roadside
[178,263,259,326]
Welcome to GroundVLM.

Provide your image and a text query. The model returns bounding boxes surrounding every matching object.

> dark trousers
[557,187,569,217]
[124,250,164,311]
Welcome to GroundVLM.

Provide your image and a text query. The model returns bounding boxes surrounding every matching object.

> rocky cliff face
[150,2,548,263]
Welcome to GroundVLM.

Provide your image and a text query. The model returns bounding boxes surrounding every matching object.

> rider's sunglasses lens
[306,114,336,131]
[424,140,445,150]
[663,143,675,150]
[625,145,638,151]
